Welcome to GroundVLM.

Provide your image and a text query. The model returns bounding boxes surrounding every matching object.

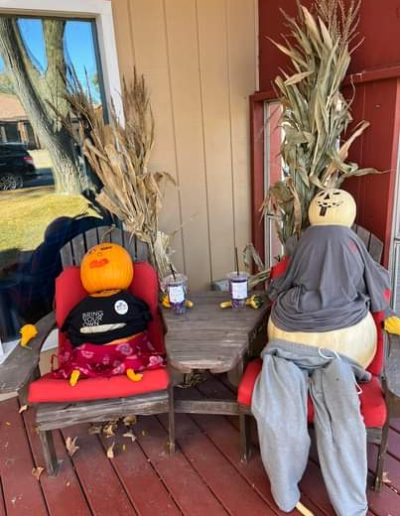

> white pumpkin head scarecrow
[252,188,400,516]
[54,242,164,386]
[268,188,383,367]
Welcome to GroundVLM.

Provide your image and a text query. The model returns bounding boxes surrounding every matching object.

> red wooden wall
[254,0,400,264]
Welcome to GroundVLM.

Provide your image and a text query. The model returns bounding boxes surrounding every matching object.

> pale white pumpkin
[308,188,356,227]
[268,314,377,368]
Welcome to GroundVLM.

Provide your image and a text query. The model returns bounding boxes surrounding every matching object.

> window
[0,1,121,348]
[263,100,283,268]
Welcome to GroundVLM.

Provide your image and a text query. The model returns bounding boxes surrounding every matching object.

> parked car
[0,142,37,190]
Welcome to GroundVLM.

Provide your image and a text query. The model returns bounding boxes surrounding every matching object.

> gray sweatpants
[251,339,370,516]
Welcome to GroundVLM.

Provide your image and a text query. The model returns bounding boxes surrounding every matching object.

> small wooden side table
[162,291,269,417]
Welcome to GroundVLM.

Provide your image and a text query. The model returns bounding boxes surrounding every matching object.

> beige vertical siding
[112,0,258,289]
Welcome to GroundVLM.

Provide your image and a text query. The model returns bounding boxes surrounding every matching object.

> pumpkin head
[80,243,134,294]
[308,188,356,227]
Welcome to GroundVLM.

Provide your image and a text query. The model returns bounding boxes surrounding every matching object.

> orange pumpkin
[80,243,134,294]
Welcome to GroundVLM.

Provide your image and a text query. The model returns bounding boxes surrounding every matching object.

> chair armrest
[0,311,56,394]
[384,333,400,398]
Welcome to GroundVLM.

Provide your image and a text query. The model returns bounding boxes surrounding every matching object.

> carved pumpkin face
[80,243,134,294]
[308,188,356,227]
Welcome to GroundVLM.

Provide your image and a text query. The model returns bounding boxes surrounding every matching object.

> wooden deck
[1,375,400,516]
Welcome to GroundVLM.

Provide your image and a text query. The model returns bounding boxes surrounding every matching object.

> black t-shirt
[61,290,152,347]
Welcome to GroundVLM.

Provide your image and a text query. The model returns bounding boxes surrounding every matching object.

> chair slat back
[60,226,149,268]
[352,224,383,263]
[368,234,384,264]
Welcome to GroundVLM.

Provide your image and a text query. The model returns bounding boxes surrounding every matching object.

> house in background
[0,92,39,148]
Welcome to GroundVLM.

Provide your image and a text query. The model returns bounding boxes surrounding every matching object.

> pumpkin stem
[100,225,116,243]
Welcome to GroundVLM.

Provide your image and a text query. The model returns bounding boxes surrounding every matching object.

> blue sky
[0,17,101,100]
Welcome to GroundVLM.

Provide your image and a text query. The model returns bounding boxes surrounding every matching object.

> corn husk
[54,68,175,278]
[263,1,380,245]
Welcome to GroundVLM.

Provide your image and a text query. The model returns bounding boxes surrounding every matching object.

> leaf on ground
[122,430,137,443]
[32,466,44,480]
[102,423,116,438]
[88,424,102,435]
[141,429,147,437]
[106,442,115,459]
[19,405,28,414]
[65,436,79,457]
[382,471,392,485]
[123,415,137,427]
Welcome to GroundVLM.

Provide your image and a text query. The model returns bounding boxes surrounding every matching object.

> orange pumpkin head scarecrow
[57,243,164,386]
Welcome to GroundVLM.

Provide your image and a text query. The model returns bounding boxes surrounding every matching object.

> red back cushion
[55,261,164,354]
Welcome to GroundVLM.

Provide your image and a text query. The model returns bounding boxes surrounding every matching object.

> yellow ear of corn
[246,295,263,309]
[20,324,38,347]
[161,294,171,308]
[162,296,194,309]
[69,370,81,387]
[219,300,233,309]
[127,368,143,382]
[384,315,400,335]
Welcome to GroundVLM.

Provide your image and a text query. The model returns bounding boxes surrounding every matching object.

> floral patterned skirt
[52,332,165,379]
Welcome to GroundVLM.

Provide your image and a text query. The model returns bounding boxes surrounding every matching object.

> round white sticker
[114,299,129,315]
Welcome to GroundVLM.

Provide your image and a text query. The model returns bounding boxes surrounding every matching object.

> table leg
[168,381,175,454]
[240,412,252,463]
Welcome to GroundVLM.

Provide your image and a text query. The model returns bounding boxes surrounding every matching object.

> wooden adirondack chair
[237,225,400,491]
[0,226,174,475]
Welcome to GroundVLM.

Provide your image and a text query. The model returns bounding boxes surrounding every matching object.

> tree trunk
[0,18,82,194]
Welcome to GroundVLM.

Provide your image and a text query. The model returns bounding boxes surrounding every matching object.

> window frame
[0,0,122,120]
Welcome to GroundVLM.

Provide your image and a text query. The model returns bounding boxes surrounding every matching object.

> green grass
[0,187,95,268]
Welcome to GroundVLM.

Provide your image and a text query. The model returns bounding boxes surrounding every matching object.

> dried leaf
[88,424,102,435]
[382,471,392,485]
[65,436,79,457]
[123,415,137,427]
[102,421,117,438]
[32,466,44,480]
[18,405,28,414]
[123,431,137,443]
[284,71,313,86]
[106,442,115,459]
[50,66,176,280]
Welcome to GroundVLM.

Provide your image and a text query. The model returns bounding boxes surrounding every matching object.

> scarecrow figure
[252,189,400,516]
[52,243,164,386]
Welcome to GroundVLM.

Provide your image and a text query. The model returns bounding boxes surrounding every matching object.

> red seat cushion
[238,359,387,428]
[28,368,169,403]
[238,359,262,406]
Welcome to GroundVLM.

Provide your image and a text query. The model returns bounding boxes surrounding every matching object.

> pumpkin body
[308,188,356,227]
[268,313,377,368]
[80,243,134,294]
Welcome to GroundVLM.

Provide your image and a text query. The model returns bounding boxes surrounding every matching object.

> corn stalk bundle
[56,69,175,278]
[263,0,378,246]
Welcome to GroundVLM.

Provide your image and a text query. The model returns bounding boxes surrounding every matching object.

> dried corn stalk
[56,68,175,278]
[263,0,379,246]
